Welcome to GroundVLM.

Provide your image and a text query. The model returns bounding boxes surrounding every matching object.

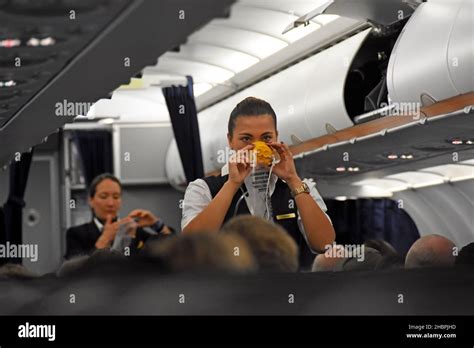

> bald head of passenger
[311,244,346,272]
[405,234,456,269]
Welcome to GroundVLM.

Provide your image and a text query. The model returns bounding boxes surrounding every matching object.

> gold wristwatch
[290,182,310,197]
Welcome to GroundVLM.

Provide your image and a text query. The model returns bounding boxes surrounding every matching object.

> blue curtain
[72,130,113,187]
[1,150,34,264]
[325,199,419,257]
[163,76,204,183]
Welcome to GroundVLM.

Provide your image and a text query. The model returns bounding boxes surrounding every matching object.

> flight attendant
[65,173,174,259]
[181,97,335,269]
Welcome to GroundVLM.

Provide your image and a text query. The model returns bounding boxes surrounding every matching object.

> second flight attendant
[65,173,174,259]
[181,97,335,269]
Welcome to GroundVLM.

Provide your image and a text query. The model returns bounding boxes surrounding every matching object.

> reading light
[400,154,414,159]
[0,80,16,87]
[40,37,56,46]
[27,37,56,47]
[0,38,21,48]
[27,38,40,46]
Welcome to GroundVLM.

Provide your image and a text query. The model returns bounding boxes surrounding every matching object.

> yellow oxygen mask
[252,141,274,167]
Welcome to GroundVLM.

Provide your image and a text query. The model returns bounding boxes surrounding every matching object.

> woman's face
[88,179,122,220]
[227,114,278,150]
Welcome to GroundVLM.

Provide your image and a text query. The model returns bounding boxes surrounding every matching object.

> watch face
[292,183,309,197]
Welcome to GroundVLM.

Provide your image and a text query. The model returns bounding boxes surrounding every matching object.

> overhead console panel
[0,0,235,167]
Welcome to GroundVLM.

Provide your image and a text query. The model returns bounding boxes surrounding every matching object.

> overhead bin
[387,0,474,105]
[165,0,474,189]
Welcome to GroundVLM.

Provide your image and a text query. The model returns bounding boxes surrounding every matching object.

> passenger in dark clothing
[65,173,174,259]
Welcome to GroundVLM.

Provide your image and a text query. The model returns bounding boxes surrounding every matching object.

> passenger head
[340,247,382,272]
[363,239,404,270]
[405,234,456,269]
[143,233,256,274]
[56,255,90,277]
[221,215,299,272]
[375,254,405,271]
[88,173,122,221]
[0,263,37,279]
[227,97,278,151]
[57,249,128,277]
[311,244,347,272]
[364,239,398,257]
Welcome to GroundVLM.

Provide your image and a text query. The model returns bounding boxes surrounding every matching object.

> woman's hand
[128,209,159,228]
[228,144,255,186]
[95,214,120,249]
[120,217,138,238]
[268,141,299,183]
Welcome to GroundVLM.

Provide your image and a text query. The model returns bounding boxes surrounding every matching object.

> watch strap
[291,182,310,197]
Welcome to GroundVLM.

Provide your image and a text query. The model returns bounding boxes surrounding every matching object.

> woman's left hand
[267,141,299,183]
[128,209,159,228]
